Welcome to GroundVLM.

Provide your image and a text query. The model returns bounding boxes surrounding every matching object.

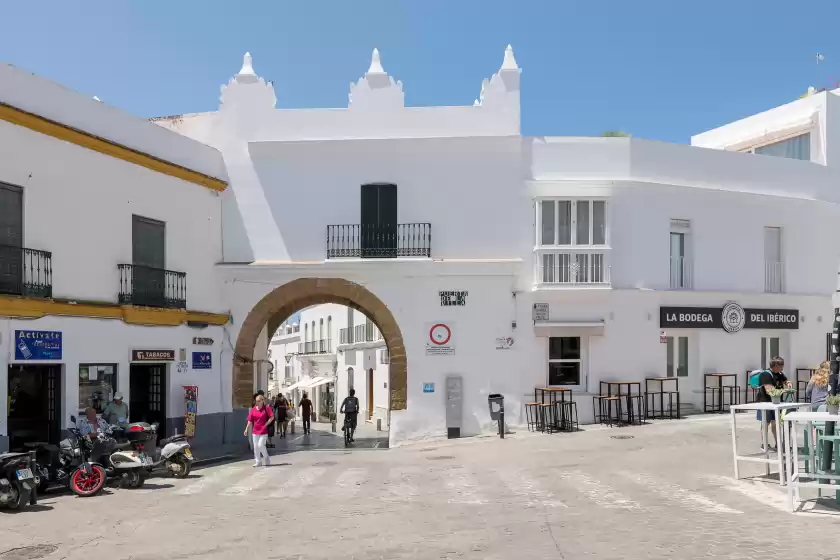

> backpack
[344,397,358,413]
[749,369,769,389]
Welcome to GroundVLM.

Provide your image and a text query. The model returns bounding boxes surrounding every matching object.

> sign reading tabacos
[132,350,176,361]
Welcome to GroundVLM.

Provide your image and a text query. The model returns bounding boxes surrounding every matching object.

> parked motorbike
[0,450,39,509]
[121,422,193,479]
[102,425,153,489]
[33,416,108,497]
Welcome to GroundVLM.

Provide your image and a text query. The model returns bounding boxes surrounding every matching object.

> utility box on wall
[445,375,463,439]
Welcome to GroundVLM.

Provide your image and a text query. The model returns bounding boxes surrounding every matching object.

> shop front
[129,349,174,438]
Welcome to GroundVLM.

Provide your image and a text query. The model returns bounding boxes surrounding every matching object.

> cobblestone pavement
[2,415,838,560]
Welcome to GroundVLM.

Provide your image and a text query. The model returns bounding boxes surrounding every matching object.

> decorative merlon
[349,48,404,109]
[219,51,277,109]
[501,44,518,71]
[474,45,520,107]
[236,52,258,83]
[368,48,385,74]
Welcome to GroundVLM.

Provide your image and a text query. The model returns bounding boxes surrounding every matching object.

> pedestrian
[755,356,792,451]
[101,392,129,427]
[274,393,290,438]
[806,361,830,408]
[299,392,313,435]
[244,394,274,467]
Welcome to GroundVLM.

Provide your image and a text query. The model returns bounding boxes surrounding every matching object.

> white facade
[0,63,230,453]
[6,45,840,450]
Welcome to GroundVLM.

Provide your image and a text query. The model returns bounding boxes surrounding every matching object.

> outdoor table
[729,402,811,486]
[600,381,643,425]
[534,388,570,431]
[704,372,739,413]
[784,410,840,512]
[644,377,680,419]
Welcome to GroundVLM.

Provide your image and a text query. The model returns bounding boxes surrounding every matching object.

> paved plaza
[1,415,838,560]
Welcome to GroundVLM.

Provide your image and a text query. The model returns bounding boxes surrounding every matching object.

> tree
[601,131,631,137]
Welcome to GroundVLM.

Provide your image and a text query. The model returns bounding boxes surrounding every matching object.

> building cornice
[0,102,228,193]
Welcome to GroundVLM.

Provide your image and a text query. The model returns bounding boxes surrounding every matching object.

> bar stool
[592,396,610,424]
[525,402,544,432]
[604,396,623,427]
[626,395,645,425]
[559,401,579,432]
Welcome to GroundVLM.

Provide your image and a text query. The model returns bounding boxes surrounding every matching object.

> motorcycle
[101,425,153,489]
[122,422,193,479]
[33,416,108,497]
[0,450,39,509]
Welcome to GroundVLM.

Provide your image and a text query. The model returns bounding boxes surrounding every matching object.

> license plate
[16,469,33,480]
[142,456,154,466]
[183,448,192,459]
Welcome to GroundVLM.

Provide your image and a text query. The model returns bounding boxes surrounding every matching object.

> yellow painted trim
[0,295,229,327]
[0,103,228,193]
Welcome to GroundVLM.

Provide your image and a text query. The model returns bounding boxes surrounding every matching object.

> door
[132,215,166,307]
[666,335,692,403]
[760,336,781,369]
[129,364,167,436]
[46,366,62,445]
[367,368,374,420]
[360,183,397,258]
[0,183,23,295]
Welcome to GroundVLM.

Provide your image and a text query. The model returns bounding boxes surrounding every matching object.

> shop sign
[192,337,214,346]
[533,303,549,322]
[184,386,197,438]
[660,303,799,333]
[192,352,212,370]
[423,382,435,393]
[495,337,514,350]
[439,291,468,306]
[426,322,455,356]
[15,330,62,360]
[132,350,175,361]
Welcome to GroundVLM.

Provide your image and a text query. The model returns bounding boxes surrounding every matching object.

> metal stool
[592,396,610,424]
[604,396,623,427]
[559,401,579,432]
[525,402,544,432]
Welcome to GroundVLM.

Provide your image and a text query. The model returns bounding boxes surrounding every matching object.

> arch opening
[232,278,406,413]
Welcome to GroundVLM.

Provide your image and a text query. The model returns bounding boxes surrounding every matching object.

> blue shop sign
[423,382,435,393]
[15,330,62,360]
[192,352,212,370]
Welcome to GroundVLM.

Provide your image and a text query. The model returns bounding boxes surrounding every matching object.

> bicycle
[343,415,355,447]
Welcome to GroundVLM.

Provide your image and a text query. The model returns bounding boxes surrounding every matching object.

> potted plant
[826,395,840,415]
[768,387,785,404]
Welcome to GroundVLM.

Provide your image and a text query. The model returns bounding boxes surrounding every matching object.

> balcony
[765,261,783,293]
[535,248,610,287]
[298,339,332,355]
[0,244,52,298]
[669,257,692,290]
[326,223,431,259]
[339,324,384,345]
[118,264,186,309]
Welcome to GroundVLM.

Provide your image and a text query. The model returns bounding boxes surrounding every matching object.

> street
[1,415,836,560]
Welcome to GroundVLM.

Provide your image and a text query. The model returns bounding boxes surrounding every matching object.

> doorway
[760,336,781,369]
[7,364,62,450]
[666,335,693,404]
[367,368,374,420]
[129,364,167,437]
[360,183,397,258]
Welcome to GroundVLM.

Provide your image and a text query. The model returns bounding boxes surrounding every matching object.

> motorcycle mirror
[70,415,76,424]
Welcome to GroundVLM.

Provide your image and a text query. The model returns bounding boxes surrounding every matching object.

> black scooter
[0,450,39,509]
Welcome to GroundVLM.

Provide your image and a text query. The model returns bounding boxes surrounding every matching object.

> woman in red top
[244,394,274,467]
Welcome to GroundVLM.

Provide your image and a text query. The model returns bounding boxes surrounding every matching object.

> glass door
[666,335,692,403]
[760,337,780,369]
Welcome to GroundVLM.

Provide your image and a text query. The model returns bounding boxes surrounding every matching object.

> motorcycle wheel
[125,470,144,489]
[171,456,192,479]
[70,465,106,497]
[6,485,28,510]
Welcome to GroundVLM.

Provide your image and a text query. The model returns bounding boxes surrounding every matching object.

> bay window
[536,199,609,286]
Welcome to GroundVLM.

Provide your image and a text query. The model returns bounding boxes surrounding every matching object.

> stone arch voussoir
[233,278,406,411]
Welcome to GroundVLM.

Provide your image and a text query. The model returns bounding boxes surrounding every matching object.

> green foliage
[601,131,631,137]
[826,394,840,406]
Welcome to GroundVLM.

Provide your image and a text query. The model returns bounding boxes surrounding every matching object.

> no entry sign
[426,322,455,356]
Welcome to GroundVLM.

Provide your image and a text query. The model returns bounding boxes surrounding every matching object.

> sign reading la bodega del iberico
[660,302,798,333]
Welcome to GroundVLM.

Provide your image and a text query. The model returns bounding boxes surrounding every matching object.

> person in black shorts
[340,389,360,442]
[755,356,792,451]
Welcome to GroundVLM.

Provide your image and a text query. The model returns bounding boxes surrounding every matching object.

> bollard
[290,420,295,435]
[376,418,382,432]
[499,403,505,440]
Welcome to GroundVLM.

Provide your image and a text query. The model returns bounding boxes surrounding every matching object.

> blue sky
[2,1,838,142]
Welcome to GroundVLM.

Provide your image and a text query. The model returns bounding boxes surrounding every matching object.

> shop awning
[284,380,309,391]
[307,377,335,389]
[534,321,605,337]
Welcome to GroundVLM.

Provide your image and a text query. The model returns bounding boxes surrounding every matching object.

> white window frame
[669,219,692,290]
[547,336,583,387]
[739,130,811,157]
[764,226,783,293]
[535,198,610,249]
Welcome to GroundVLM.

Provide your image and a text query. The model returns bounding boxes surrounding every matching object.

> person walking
[274,393,290,439]
[299,392,313,435]
[244,394,274,467]
[806,361,831,408]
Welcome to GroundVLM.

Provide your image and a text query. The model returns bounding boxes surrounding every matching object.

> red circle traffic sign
[429,323,451,345]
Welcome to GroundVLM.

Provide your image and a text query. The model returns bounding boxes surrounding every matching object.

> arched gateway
[232,278,407,411]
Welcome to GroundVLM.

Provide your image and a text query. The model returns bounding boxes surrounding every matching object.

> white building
[266,320,300,397]
[6,46,840,450]
[0,64,231,453]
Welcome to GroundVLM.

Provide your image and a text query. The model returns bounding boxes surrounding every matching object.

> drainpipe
[822,308,840,475]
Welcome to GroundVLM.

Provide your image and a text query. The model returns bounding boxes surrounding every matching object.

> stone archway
[233,278,406,411]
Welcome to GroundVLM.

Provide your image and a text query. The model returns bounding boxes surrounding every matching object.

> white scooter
[125,422,193,478]
[102,424,153,489]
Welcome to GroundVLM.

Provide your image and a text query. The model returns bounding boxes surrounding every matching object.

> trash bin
[488,394,505,439]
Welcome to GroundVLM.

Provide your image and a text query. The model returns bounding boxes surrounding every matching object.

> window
[304,324,308,343]
[548,337,581,386]
[764,226,782,293]
[761,337,780,369]
[0,183,23,296]
[78,364,117,414]
[752,133,810,161]
[327,316,332,344]
[538,200,607,247]
[381,347,390,364]
[666,337,688,377]
[669,219,691,289]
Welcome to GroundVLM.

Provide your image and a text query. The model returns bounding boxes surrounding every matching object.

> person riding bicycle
[340,389,360,442]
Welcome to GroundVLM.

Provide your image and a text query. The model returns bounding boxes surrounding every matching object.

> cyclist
[340,389,360,443]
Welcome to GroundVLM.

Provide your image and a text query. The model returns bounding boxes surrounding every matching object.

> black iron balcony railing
[326,223,431,259]
[0,244,52,298]
[118,264,186,309]
[299,339,332,355]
